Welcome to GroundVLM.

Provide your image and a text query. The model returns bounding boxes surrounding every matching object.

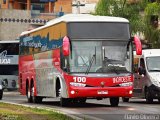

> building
[0,0,72,41]
[0,0,72,13]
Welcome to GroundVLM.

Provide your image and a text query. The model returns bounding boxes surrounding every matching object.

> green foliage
[95,0,144,34]
[143,2,160,48]
[94,0,160,48]
[0,102,74,120]
[145,2,160,15]
[95,0,109,16]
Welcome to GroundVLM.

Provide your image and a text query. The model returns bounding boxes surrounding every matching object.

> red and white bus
[19,14,142,106]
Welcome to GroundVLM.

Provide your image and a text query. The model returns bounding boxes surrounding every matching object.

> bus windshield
[69,40,130,73]
[146,56,160,72]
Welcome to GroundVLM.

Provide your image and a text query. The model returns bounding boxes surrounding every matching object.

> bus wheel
[30,83,42,103]
[33,96,43,103]
[60,98,70,107]
[79,98,86,104]
[145,88,153,104]
[122,97,129,102]
[0,90,3,100]
[26,84,32,103]
[110,97,119,107]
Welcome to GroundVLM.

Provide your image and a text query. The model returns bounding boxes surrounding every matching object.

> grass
[0,102,74,120]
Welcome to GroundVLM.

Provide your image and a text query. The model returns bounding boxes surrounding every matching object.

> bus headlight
[0,85,2,90]
[119,82,133,87]
[70,82,86,87]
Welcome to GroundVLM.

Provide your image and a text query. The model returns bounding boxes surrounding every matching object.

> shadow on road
[128,100,160,104]
[41,100,131,109]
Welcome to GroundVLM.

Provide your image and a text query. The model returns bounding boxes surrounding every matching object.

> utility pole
[72,0,85,14]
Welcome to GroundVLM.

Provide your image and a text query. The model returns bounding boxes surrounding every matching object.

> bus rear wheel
[31,82,43,103]
[33,96,43,103]
[78,98,86,104]
[0,90,3,100]
[110,97,119,107]
[26,85,32,103]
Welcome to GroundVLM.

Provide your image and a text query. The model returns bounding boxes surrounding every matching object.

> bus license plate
[97,90,108,95]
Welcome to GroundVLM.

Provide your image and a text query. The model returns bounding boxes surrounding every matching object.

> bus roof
[0,40,19,43]
[46,14,129,25]
[20,14,129,36]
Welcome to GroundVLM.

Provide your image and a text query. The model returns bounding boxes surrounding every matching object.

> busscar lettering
[113,76,131,83]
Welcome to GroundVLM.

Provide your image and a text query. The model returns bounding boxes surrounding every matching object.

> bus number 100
[73,77,86,83]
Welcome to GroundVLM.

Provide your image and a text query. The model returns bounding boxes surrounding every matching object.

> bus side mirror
[133,36,142,55]
[63,36,70,56]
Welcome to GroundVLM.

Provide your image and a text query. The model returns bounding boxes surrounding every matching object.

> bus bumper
[68,86,133,98]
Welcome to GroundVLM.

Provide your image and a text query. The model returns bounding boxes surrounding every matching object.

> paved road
[1,91,160,120]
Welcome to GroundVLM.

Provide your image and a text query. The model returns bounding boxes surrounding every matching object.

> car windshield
[146,56,160,71]
[69,40,131,74]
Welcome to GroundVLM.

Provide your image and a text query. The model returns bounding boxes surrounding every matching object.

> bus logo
[113,76,131,84]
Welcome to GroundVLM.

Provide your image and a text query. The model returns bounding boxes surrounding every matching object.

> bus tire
[122,97,129,102]
[78,98,86,104]
[33,96,43,103]
[0,90,3,100]
[60,98,70,107]
[145,88,153,104]
[30,82,43,103]
[26,81,32,103]
[110,97,119,107]
[26,84,32,103]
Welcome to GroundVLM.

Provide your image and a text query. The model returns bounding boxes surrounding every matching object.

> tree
[143,2,160,48]
[94,0,160,48]
[95,0,145,34]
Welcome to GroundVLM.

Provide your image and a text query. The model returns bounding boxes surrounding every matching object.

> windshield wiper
[85,47,96,75]
[85,54,95,75]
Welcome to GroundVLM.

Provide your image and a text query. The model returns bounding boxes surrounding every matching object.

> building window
[3,0,6,4]
[31,3,45,13]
